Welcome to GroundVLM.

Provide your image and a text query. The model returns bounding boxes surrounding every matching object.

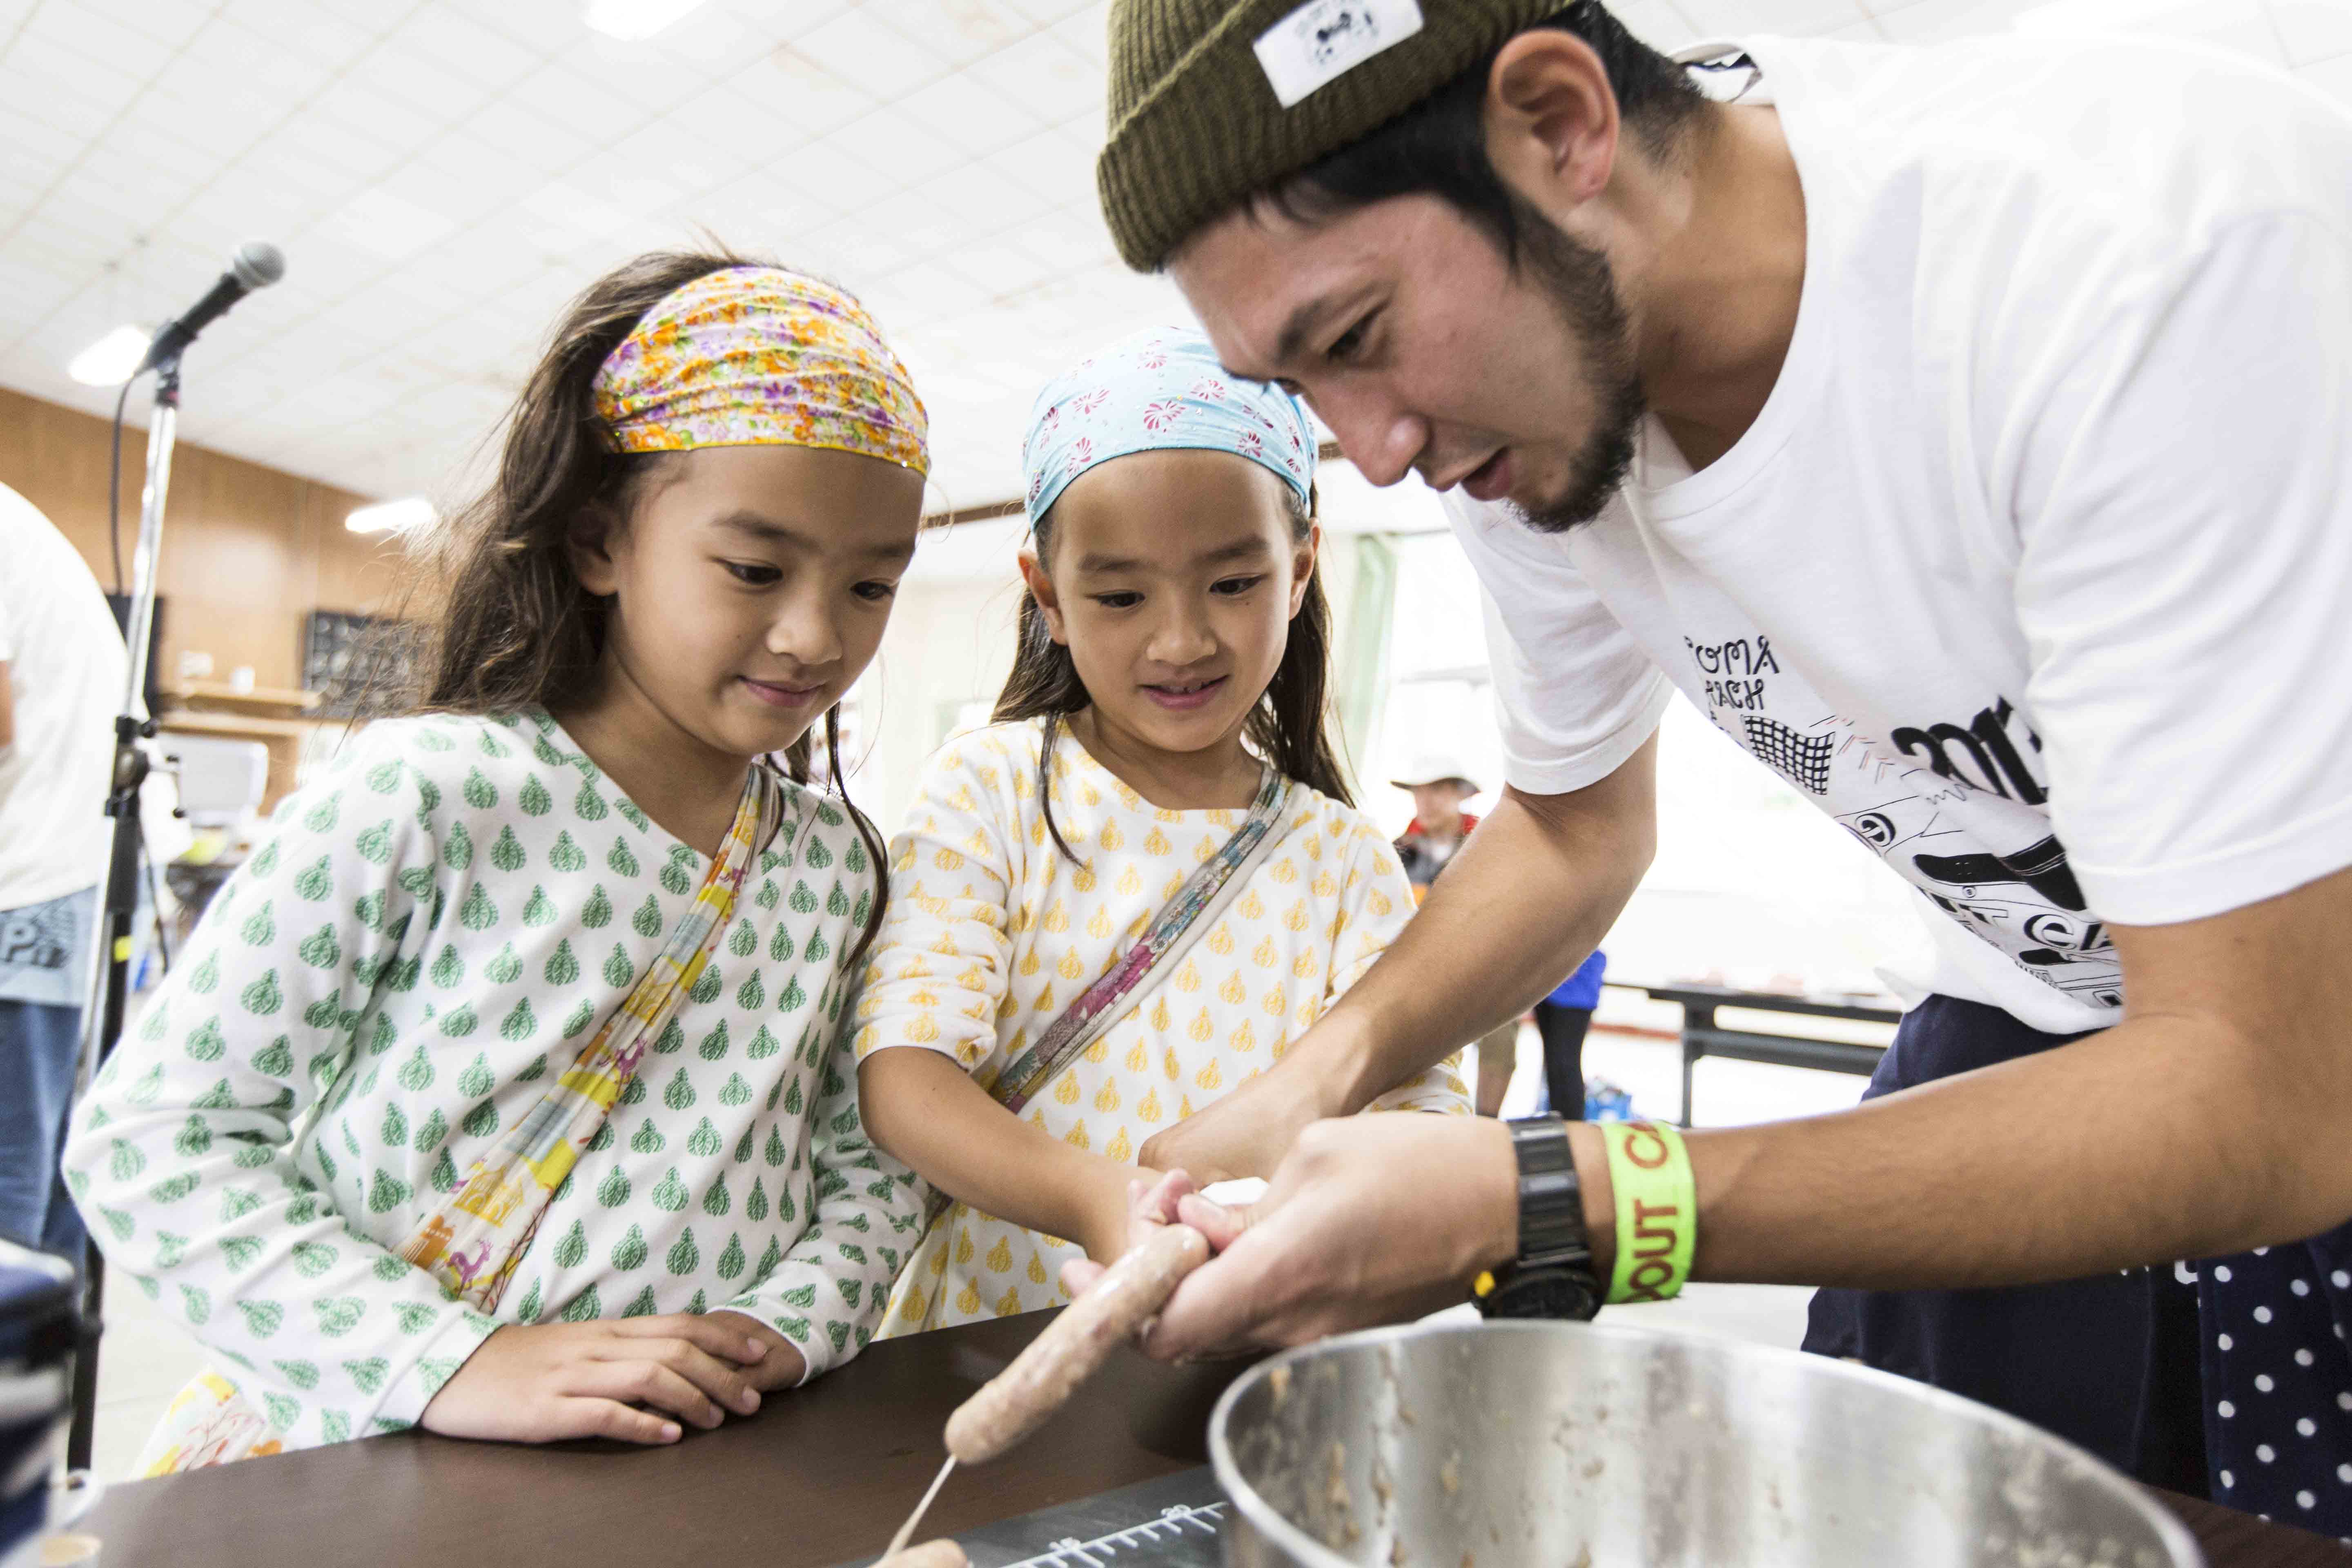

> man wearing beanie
[1093,0,2352,1528]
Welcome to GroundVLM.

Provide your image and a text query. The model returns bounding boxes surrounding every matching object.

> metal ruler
[833,1467,1229,1568]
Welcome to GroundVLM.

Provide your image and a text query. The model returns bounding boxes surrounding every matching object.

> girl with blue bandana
[852,327,1467,1334]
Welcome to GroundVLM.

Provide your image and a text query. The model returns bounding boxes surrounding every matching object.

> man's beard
[1504,205,1646,535]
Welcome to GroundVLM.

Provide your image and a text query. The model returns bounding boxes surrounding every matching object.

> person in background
[0,482,124,1261]
[852,327,1467,1334]
[1533,948,1606,1119]
[1391,754,1523,1117]
[64,252,929,1468]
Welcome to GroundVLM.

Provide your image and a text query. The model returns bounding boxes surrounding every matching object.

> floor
[65,1028,1855,1481]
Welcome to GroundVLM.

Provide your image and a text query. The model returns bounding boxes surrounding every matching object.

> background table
[79,1312,2347,1567]
[1622,981,1901,1124]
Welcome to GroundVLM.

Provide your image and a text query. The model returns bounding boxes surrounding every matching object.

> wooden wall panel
[0,385,425,692]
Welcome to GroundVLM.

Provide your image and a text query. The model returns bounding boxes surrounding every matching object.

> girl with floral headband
[66,251,931,1467]
[853,327,1467,1334]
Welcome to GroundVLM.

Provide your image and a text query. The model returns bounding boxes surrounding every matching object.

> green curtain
[1330,532,1398,797]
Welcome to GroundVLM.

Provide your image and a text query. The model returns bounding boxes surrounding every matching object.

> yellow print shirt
[852,720,1468,1333]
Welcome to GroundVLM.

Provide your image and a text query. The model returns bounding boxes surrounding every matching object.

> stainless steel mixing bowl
[1208,1320,2204,1568]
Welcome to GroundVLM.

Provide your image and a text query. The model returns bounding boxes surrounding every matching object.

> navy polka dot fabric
[2197,1225,2352,1540]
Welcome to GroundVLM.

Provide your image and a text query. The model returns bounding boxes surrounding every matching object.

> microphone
[139,240,285,372]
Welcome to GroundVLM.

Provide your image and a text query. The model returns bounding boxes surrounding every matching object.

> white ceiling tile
[883,0,1041,66]
[499,56,640,145]
[793,217,924,288]
[2269,0,2352,65]
[0,99,94,165]
[394,5,551,91]
[904,154,1054,234]
[940,236,1058,298]
[1048,1,1110,68]
[172,17,342,109]
[440,99,592,179]
[342,36,501,129]
[823,106,973,192]
[1007,197,1119,275]
[0,59,129,140]
[963,29,1102,123]
[789,124,913,207]
[787,9,953,100]
[18,4,181,81]
[1000,0,1098,22]
[265,103,410,184]
[218,2,386,71]
[894,63,1049,156]
[686,168,845,247]
[463,0,592,54]
[318,185,465,261]
[992,118,1102,199]
[72,0,216,53]
[730,40,881,138]
[652,79,800,158]
[552,36,704,119]
[611,2,768,67]
[4,29,151,105]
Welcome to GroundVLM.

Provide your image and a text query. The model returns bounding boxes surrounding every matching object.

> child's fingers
[572,1360,733,1430]
[599,1334,764,1417]
[1173,1192,1251,1252]
[1059,1257,1108,1298]
[612,1312,768,1364]
[561,1396,684,1446]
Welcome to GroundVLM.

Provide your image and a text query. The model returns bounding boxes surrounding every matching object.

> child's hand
[1071,1169,1196,1277]
[421,1314,771,1446]
[704,1309,808,1392]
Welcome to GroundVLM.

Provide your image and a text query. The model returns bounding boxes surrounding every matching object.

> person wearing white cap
[1388,751,1524,1118]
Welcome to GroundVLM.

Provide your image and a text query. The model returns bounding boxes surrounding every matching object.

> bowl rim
[1205,1317,2207,1568]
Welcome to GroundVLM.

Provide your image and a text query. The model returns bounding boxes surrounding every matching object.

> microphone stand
[64,354,180,1473]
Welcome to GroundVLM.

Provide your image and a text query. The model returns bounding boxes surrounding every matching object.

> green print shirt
[62,709,922,1452]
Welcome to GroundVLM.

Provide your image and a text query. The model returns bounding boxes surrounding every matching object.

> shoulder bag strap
[399,763,789,1312]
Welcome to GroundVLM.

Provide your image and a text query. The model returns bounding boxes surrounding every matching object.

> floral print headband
[592,266,929,476]
[1022,326,1315,526]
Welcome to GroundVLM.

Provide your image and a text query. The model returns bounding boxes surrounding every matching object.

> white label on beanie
[1253,0,1425,109]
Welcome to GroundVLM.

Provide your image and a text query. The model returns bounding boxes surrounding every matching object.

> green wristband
[1601,1120,1697,1305]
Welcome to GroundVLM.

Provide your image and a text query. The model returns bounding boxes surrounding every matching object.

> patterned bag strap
[923,765,1294,1226]
[398,764,789,1313]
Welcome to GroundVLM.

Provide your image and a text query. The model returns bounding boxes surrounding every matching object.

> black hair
[990,480,1350,862]
[1263,1,1706,266]
[415,246,890,966]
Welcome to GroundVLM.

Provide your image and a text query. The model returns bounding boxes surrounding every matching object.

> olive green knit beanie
[1099,0,1570,272]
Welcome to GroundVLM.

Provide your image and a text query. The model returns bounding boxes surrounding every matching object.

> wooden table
[80,1312,2346,1566]
[1623,981,1902,1125]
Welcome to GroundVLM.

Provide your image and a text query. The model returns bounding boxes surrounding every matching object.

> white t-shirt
[0,483,125,911]
[1455,33,2352,1034]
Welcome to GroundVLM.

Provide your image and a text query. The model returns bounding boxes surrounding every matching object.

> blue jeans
[0,998,87,1260]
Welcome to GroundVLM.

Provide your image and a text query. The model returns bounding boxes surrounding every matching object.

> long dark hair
[414,246,889,964]
[991,481,1350,861]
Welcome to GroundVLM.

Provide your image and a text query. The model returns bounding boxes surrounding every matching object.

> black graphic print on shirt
[1682,633,2123,1012]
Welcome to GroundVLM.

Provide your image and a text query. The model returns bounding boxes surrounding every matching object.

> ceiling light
[346,497,436,535]
[583,0,709,40]
[68,324,152,386]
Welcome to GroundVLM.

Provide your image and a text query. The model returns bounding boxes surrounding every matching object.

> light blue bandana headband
[1022,326,1316,526]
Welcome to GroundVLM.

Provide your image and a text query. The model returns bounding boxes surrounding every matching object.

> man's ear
[1016,548,1071,645]
[566,504,624,597]
[1482,28,1622,220]
[1287,522,1322,619]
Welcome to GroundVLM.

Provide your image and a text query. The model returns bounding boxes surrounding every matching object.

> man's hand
[1103,1115,1526,1361]
[421,1314,773,1446]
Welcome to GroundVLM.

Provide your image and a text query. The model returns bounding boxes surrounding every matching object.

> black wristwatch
[1474,1115,1602,1322]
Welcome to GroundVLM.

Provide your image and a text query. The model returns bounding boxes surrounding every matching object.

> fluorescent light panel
[347,497,437,535]
[583,0,709,41]
[68,324,152,386]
